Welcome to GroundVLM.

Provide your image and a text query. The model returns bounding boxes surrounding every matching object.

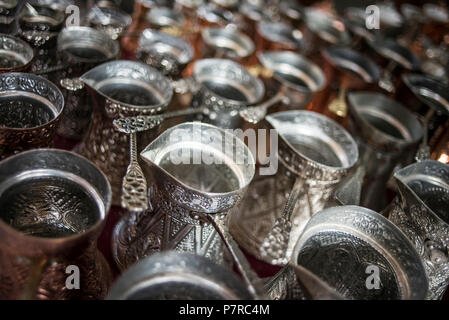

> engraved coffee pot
[74,60,173,206]
[387,160,449,300]
[0,149,112,299]
[229,110,359,265]
[112,122,255,271]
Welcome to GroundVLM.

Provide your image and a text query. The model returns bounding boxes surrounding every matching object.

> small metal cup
[291,206,428,300]
[137,28,194,79]
[347,91,424,211]
[108,252,253,300]
[229,110,359,264]
[87,5,132,40]
[76,60,173,206]
[0,34,34,73]
[256,21,304,53]
[191,58,265,128]
[201,26,254,66]
[112,122,255,270]
[387,160,449,299]
[55,26,119,140]
[0,72,64,160]
[303,8,351,55]
[0,148,112,299]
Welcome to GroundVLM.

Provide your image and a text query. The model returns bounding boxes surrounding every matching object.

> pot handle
[208,214,267,300]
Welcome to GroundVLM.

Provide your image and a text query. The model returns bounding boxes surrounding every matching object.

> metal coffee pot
[112,122,255,271]
[239,51,326,124]
[54,26,119,141]
[229,110,359,265]
[0,72,64,160]
[346,92,424,211]
[108,251,254,300]
[320,46,381,120]
[190,58,265,129]
[137,28,194,79]
[387,160,449,300]
[75,60,173,206]
[0,34,34,73]
[201,26,255,66]
[288,206,428,300]
[366,37,421,93]
[0,149,112,299]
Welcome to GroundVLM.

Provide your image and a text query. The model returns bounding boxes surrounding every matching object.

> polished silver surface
[0,148,112,299]
[240,51,325,124]
[388,160,449,299]
[113,122,255,270]
[137,29,194,78]
[0,34,34,72]
[402,74,449,116]
[323,47,381,83]
[87,5,132,40]
[146,7,185,29]
[191,58,264,128]
[76,60,172,206]
[57,26,119,64]
[368,38,421,70]
[230,110,358,264]
[347,92,423,211]
[108,252,253,300]
[257,21,304,49]
[304,8,351,46]
[292,206,428,300]
[202,27,255,59]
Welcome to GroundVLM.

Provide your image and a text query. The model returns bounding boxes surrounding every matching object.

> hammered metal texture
[112,184,230,271]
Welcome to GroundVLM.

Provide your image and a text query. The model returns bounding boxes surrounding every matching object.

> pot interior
[297,230,401,299]
[0,171,103,238]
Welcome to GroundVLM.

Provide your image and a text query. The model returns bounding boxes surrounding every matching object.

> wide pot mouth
[305,8,351,45]
[197,3,234,25]
[347,91,424,146]
[257,21,304,49]
[266,110,359,171]
[87,5,132,29]
[57,26,119,63]
[202,27,255,58]
[400,3,425,23]
[0,149,111,249]
[280,0,304,21]
[107,252,253,300]
[402,73,449,116]
[423,3,449,24]
[0,34,34,72]
[343,7,376,41]
[378,4,404,28]
[146,7,185,29]
[0,72,64,131]
[239,3,270,22]
[323,46,381,83]
[193,58,264,105]
[259,51,326,93]
[19,4,65,28]
[0,0,18,9]
[138,29,194,65]
[367,38,421,71]
[292,205,428,300]
[80,60,173,113]
[395,160,449,226]
[140,122,255,213]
